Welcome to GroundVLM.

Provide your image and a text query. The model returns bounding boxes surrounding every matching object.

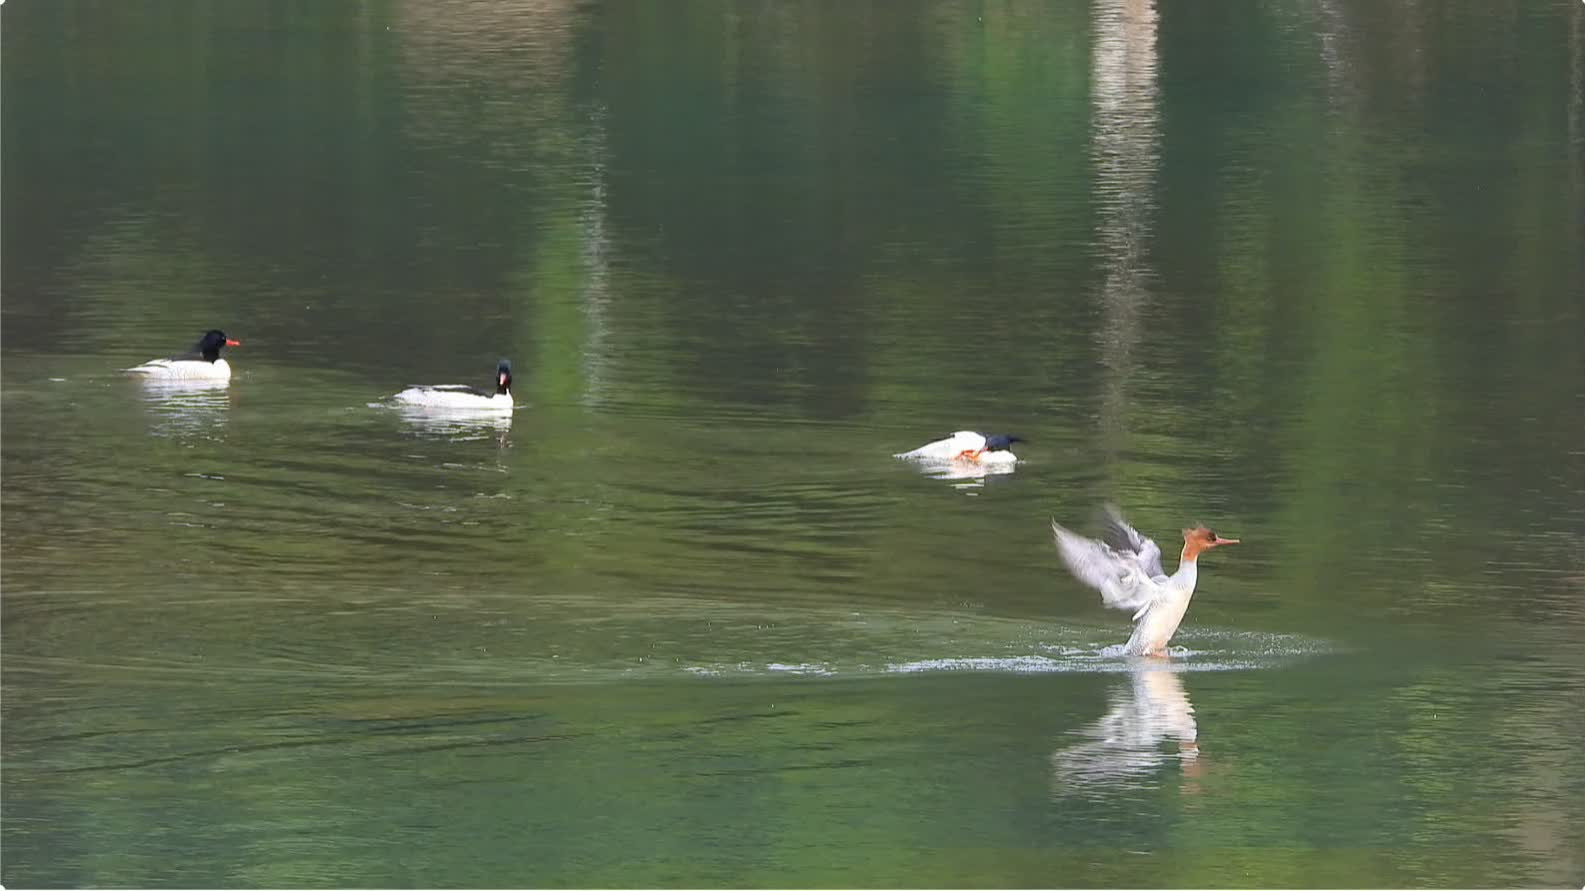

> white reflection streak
[579,102,612,409]
[1571,1,1583,207]
[1091,0,1160,456]
[1314,0,1356,112]
[1050,665,1199,793]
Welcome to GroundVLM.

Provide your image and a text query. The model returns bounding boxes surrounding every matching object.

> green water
[3,0,1583,887]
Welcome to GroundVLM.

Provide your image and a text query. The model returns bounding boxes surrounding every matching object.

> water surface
[4,0,1584,887]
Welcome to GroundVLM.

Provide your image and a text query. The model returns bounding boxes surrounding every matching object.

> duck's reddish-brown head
[1181,526,1239,559]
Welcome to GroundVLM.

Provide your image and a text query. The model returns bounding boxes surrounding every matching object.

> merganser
[1052,505,1239,657]
[125,330,241,380]
[392,359,514,412]
[894,431,1022,465]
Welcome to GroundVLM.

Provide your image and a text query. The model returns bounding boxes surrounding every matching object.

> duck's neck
[1172,548,1200,590]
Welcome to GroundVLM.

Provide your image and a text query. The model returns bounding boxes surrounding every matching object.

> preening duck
[125,330,241,380]
[1052,505,1239,657]
[894,431,1022,464]
[391,359,515,412]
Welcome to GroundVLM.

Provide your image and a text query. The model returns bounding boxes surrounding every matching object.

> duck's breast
[1126,593,1193,656]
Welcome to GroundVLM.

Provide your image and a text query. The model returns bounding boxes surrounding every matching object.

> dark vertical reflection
[588,1,1020,419]
[1572,1,1583,232]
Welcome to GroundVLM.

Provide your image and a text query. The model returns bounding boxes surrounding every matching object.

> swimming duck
[125,329,240,380]
[894,431,1022,465]
[391,359,514,412]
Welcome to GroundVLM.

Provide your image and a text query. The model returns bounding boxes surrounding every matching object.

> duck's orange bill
[225,338,242,346]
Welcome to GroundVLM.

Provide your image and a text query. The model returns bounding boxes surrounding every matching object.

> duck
[391,359,514,412]
[1052,505,1239,657]
[125,329,240,380]
[894,431,1022,465]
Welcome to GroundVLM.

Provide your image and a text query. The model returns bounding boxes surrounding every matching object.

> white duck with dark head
[894,431,1022,466]
[392,359,515,412]
[1052,505,1239,657]
[126,329,241,380]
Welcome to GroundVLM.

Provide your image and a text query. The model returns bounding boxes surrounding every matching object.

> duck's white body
[894,431,1018,464]
[392,386,513,412]
[127,357,233,380]
[1123,563,1197,656]
[391,361,515,413]
[1052,506,1237,656]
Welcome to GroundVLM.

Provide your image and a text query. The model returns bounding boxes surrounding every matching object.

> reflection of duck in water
[922,459,1018,485]
[1052,505,1239,656]
[392,405,513,443]
[1050,666,1199,792]
[135,375,233,439]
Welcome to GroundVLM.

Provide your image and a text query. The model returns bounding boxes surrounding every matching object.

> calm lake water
[4,1,1584,887]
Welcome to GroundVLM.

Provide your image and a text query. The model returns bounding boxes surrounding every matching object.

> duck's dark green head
[194,329,240,362]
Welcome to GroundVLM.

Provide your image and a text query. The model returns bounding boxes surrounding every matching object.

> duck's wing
[412,384,489,397]
[1052,520,1158,614]
[1100,504,1166,581]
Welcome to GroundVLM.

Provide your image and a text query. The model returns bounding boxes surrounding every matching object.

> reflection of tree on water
[1050,665,1200,795]
[576,101,613,410]
[1572,0,1583,234]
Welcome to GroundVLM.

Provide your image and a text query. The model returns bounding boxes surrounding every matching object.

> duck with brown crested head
[1052,506,1239,657]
